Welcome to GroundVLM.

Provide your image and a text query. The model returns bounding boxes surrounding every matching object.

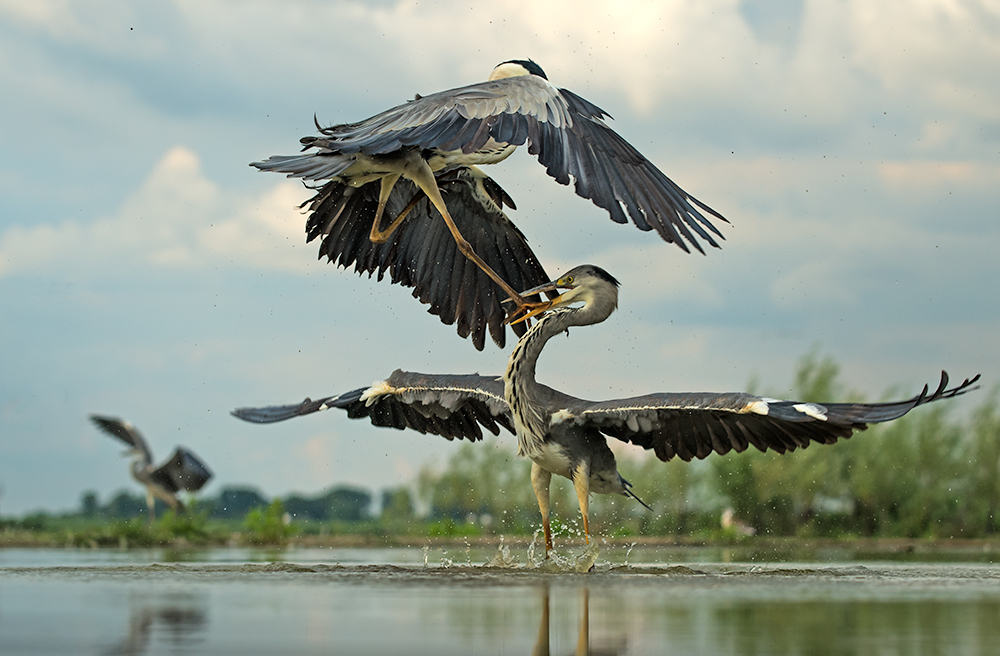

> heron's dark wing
[149,448,213,494]
[89,415,153,464]
[572,372,979,462]
[232,370,512,442]
[302,168,551,350]
[272,75,726,254]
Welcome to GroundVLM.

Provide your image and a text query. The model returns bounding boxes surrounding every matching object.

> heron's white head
[508,264,620,325]
[489,59,547,81]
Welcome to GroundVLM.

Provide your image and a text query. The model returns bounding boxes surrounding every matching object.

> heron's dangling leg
[403,155,541,316]
[145,488,156,524]
[572,461,591,544]
[368,173,406,243]
[531,462,554,554]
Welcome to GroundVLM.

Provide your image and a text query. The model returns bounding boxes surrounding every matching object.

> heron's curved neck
[504,308,577,390]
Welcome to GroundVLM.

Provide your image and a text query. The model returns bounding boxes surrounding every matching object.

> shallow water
[3,546,1000,655]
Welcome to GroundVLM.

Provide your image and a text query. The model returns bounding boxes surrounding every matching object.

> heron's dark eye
[564,276,573,285]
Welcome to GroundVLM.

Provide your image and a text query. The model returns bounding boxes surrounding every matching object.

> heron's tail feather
[620,475,653,511]
[250,153,355,181]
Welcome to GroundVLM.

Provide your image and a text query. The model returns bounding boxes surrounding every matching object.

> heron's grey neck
[503,307,587,455]
[129,450,151,470]
[505,308,575,387]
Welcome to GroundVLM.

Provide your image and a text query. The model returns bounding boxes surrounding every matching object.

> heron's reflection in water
[533,586,626,656]
[103,592,207,656]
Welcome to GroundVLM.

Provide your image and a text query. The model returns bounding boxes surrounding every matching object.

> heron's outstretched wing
[572,372,980,462]
[90,415,153,464]
[149,448,213,494]
[302,168,552,350]
[256,75,727,254]
[232,370,512,442]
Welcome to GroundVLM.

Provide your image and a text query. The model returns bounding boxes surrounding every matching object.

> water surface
[3,546,999,655]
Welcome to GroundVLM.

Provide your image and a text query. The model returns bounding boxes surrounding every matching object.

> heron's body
[90,415,213,522]
[233,266,978,553]
[253,60,728,346]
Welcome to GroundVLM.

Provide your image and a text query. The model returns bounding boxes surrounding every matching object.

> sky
[1,0,997,516]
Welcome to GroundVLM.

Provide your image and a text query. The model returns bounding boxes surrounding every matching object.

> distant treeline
[73,485,376,523]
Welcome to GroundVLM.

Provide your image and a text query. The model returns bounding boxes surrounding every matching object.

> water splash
[624,541,637,567]
[421,546,429,568]
[525,529,546,569]
[487,535,516,568]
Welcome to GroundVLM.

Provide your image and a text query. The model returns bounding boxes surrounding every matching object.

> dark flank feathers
[301,169,553,350]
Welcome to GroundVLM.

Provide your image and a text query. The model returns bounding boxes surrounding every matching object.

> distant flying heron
[232,265,977,553]
[252,59,727,344]
[90,415,213,521]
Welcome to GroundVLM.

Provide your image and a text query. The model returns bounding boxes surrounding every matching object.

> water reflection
[103,592,207,656]
[5,554,1000,654]
[533,586,626,656]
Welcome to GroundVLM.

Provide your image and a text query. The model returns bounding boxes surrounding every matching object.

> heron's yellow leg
[403,156,540,314]
[368,173,402,243]
[145,488,156,524]
[531,462,554,554]
[573,462,591,544]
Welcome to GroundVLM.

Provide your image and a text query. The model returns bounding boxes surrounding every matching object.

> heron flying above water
[232,265,977,553]
[253,59,727,344]
[90,415,214,522]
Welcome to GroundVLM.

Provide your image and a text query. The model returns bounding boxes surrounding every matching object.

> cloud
[0,146,312,279]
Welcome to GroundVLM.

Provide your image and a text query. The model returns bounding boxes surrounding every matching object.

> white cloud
[0,146,312,279]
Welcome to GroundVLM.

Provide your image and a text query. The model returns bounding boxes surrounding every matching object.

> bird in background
[232,265,979,554]
[252,59,727,348]
[90,415,213,522]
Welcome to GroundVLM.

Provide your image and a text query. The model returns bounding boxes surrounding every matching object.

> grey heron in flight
[90,415,213,522]
[253,59,727,344]
[232,266,977,553]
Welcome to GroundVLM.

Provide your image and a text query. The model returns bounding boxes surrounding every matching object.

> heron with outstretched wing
[232,266,978,553]
[253,59,727,343]
[90,415,213,522]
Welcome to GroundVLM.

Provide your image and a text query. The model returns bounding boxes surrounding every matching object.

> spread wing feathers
[301,168,552,350]
[90,414,152,464]
[576,372,980,462]
[232,370,514,443]
[148,448,214,494]
[253,75,727,255]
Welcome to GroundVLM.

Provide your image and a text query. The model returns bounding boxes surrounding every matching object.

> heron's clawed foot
[503,296,555,326]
